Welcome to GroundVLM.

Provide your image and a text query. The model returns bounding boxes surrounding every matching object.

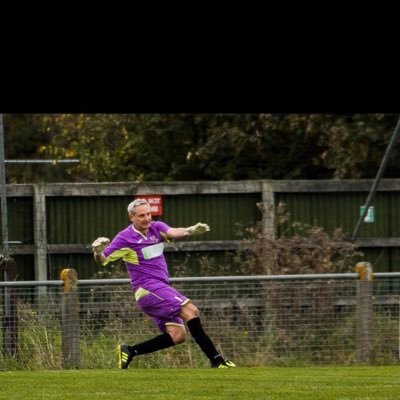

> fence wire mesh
[1,276,400,370]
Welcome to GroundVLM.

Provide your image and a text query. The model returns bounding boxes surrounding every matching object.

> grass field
[1,366,400,400]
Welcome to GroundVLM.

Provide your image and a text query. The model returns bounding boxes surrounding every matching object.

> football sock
[128,333,175,356]
[186,317,223,362]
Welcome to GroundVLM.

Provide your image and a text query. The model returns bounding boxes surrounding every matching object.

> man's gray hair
[127,198,150,215]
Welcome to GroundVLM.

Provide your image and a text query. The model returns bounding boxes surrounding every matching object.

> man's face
[129,203,152,233]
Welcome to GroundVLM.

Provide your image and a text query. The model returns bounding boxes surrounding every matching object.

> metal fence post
[1,256,18,357]
[60,268,80,368]
[355,261,374,364]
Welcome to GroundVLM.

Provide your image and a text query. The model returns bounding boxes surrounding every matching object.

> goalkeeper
[91,198,236,369]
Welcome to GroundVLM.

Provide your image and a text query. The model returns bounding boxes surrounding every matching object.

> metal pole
[0,114,9,258]
[5,159,80,164]
[352,116,400,241]
[0,114,14,357]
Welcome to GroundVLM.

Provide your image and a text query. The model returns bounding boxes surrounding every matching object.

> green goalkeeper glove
[91,237,110,255]
[184,222,210,236]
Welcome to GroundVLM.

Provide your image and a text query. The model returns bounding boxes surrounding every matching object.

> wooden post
[355,261,374,364]
[261,181,275,240]
[60,268,80,368]
[33,184,48,306]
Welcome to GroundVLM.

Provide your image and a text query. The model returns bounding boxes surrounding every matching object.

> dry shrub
[236,201,364,275]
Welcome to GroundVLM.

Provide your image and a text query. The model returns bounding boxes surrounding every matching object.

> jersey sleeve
[102,233,138,266]
[153,220,171,233]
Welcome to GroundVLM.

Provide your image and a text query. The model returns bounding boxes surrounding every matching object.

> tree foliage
[3,113,400,183]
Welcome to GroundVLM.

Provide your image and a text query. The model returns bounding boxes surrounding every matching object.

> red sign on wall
[134,195,163,216]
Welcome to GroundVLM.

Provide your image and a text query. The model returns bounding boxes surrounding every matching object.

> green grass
[1,366,400,400]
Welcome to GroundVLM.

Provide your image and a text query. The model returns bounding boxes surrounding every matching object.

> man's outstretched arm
[167,223,210,239]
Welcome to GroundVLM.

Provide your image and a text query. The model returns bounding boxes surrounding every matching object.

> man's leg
[118,324,186,369]
[181,302,236,368]
[119,332,174,369]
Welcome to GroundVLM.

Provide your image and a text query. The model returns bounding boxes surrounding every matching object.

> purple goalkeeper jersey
[102,221,171,291]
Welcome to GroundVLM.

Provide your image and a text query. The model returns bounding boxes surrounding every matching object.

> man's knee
[180,302,200,321]
[173,331,186,344]
[166,326,187,344]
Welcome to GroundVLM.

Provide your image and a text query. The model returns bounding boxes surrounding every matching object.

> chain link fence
[1,269,400,370]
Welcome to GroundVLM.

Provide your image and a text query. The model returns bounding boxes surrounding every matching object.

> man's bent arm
[94,253,106,265]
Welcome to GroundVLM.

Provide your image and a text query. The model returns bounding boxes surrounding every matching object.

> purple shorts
[135,284,190,332]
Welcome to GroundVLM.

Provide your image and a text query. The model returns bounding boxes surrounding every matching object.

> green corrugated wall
[46,193,262,243]
[276,191,398,238]
[2,185,400,280]
[0,197,34,243]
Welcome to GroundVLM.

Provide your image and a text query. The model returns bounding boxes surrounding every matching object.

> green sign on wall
[360,206,375,223]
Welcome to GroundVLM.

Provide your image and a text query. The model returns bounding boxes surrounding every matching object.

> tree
[35,113,333,181]
[315,114,400,178]
[3,113,400,183]
[2,114,51,183]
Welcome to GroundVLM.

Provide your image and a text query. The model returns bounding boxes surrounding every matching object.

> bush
[235,201,364,275]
